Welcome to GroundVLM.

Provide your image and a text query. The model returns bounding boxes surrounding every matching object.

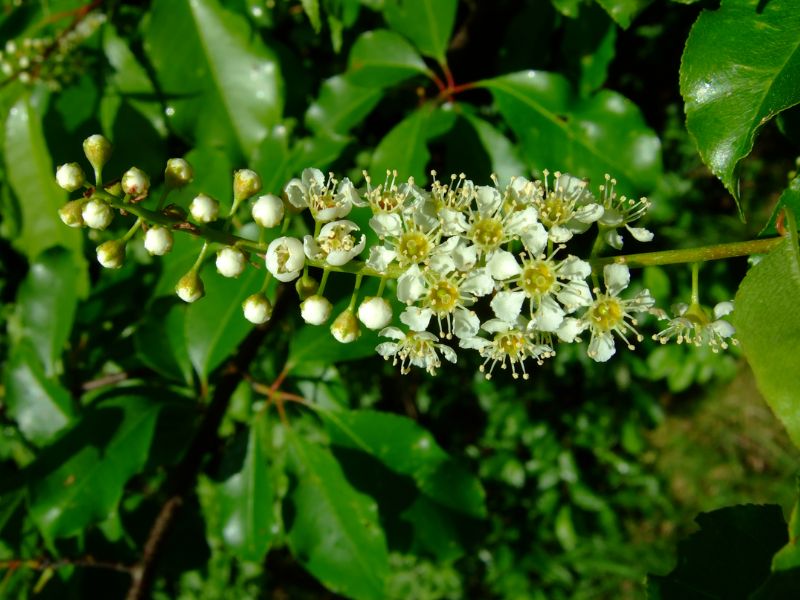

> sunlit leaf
[348,29,430,87]
[305,74,383,135]
[594,0,652,28]
[382,0,457,64]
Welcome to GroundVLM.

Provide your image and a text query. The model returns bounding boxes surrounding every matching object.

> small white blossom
[265,236,305,282]
[216,247,247,278]
[652,300,738,352]
[597,174,653,249]
[376,326,456,375]
[82,199,113,229]
[358,297,393,330]
[304,220,366,266]
[56,163,85,192]
[531,171,603,243]
[284,168,362,222]
[190,194,219,223]
[243,293,272,324]
[251,194,284,228]
[144,226,173,256]
[121,167,150,197]
[459,318,554,380]
[300,294,333,325]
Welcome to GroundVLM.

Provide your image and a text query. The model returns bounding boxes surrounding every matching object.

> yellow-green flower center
[427,279,459,315]
[520,261,555,297]
[470,217,504,250]
[397,230,431,266]
[496,331,526,358]
[589,297,624,332]
[539,196,568,228]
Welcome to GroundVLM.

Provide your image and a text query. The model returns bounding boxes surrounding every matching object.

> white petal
[327,234,366,266]
[487,250,522,280]
[284,178,308,208]
[439,208,469,235]
[708,319,735,339]
[400,306,433,331]
[505,207,539,236]
[453,308,480,339]
[303,234,321,260]
[603,263,630,296]
[476,185,502,215]
[439,344,458,364]
[556,317,585,342]
[521,222,549,255]
[557,280,593,309]
[604,228,624,250]
[575,203,604,223]
[397,265,426,304]
[559,255,591,279]
[459,336,491,351]
[548,225,574,244]
[452,241,478,271]
[375,342,399,358]
[534,296,564,332]
[367,246,396,273]
[369,213,403,238]
[713,301,734,318]
[589,332,616,362]
[483,318,511,334]
[429,252,456,275]
[490,290,525,322]
[379,326,406,340]
[462,268,494,297]
[627,225,654,242]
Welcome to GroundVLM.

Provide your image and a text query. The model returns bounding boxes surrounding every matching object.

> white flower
[265,236,305,282]
[366,246,397,274]
[362,169,418,214]
[597,174,653,250]
[96,240,125,269]
[358,297,393,330]
[242,293,272,324]
[190,194,219,223]
[584,263,654,362]
[531,170,603,243]
[144,226,173,256]
[464,177,539,255]
[251,194,284,228]
[82,199,113,229]
[300,295,333,325]
[121,167,150,196]
[331,309,361,343]
[216,247,247,278]
[458,318,553,380]
[652,300,738,352]
[304,220,366,266]
[284,168,362,222]
[376,326,456,375]
[56,163,85,192]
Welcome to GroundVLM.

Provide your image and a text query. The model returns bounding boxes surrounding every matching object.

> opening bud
[165,158,194,189]
[82,198,114,230]
[300,294,332,325]
[83,134,112,176]
[295,273,319,300]
[216,247,247,278]
[331,309,361,343]
[96,240,126,269]
[357,296,393,330]
[242,293,273,324]
[144,226,174,256]
[233,169,262,201]
[59,199,85,228]
[265,236,305,282]
[56,163,86,192]
[176,271,204,303]
[190,193,219,223]
[121,167,151,197]
[251,194,284,228]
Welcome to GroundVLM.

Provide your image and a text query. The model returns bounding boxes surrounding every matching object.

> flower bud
[242,293,272,324]
[216,247,246,278]
[233,169,262,201]
[56,163,86,192]
[83,134,112,176]
[300,294,332,325]
[295,273,318,300]
[331,309,360,343]
[176,271,204,303]
[265,236,305,282]
[165,158,193,189]
[190,193,219,223]
[82,198,113,230]
[96,240,125,269]
[59,200,85,228]
[251,194,284,228]
[357,296,393,330]
[144,226,173,256]
[121,167,151,196]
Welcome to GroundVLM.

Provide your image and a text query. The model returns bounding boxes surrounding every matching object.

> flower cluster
[55,134,739,378]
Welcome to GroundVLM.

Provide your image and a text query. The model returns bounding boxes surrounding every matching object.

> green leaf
[551,0,581,18]
[481,70,661,193]
[319,409,486,560]
[461,112,526,187]
[27,394,163,541]
[3,94,83,261]
[301,0,322,31]
[593,0,652,29]
[762,176,800,236]
[209,418,274,561]
[772,481,800,571]
[144,0,283,161]
[383,0,457,63]
[563,3,617,96]
[680,0,800,207]
[647,505,787,598]
[285,434,389,600]
[735,210,800,448]
[13,247,80,377]
[4,340,74,447]
[134,298,193,386]
[251,124,292,195]
[370,104,456,183]
[185,266,262,383]
[305,74,384,135]
[348,29,430,87]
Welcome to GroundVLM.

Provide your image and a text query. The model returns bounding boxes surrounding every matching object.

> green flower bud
[83,134,112,178]
[233,168,262,202]
[242,293,272,324]
[175,271,204,303]
[331,309,361,343]
[96,240,125,269]
[56,162,86,192]
[165,158,194,189]
[295,273,319,300]
[59,199,85,228]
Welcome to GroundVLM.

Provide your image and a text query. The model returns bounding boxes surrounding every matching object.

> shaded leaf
[680,0,800,207]
[772,480,800,572]
[348,29,430,87]
[735,210,800,448]
[563,3,617,96]
[481,70,661,193]
[305,74,383,135]
[594,0,652,29]
[762,176,800,236]
[383,0,457,63]
[285,434,389,600]
[301,0,321,31]
[461,112,526,187]
[134,297,193,386]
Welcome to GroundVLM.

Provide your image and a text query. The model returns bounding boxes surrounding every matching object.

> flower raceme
[55,136,739,377]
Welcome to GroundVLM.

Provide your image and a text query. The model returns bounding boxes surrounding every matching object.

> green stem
[259,271,273,294]
[191,242,210,272]
[690,263,701,306]
[318,268,331,295]
[122,217,143,242]
[348,274,363,310]
[376,276,386,298]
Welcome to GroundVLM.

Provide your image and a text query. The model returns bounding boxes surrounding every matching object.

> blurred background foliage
[1,0,799,598]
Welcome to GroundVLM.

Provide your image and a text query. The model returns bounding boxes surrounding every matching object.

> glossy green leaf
[680,0,800,206]
[481,71,662,193]
[462,112,526,187]
[563,4,617,96]
[3,94,82,261]
[647,505,787,598]
[735,211,800,448]
[285,434,389,600]
[185,266,262,383]
[305,74,383,135]
[348,29,430,87]
[320,409,486,559]
[383,0,457,63]
[14,247,80,377]
[134,298,193,386]
[144,0,283,161]
[370,104,456,183]
[28,394,162,541]
[4,340,74,447]
[212,419,274,561]
[251,124,292,195]
[594,0,652,29]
